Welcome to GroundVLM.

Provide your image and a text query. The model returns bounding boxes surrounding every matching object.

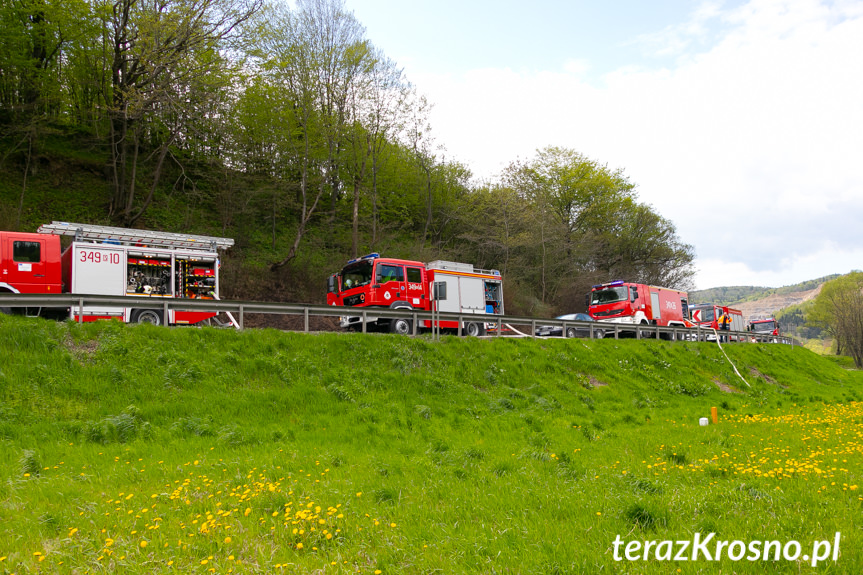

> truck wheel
[389,317,412,335]
[133,309,163,326]
[464,322,485,337]
[0,307,12,316]
[566,327,577,338]
[594,329,605,339]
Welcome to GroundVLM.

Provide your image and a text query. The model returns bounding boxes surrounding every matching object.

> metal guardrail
[0,293,792,344]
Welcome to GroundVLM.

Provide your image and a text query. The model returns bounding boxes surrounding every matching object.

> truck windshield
[340,260,373,290]
[590,286,628,305]
[752,321,776,332]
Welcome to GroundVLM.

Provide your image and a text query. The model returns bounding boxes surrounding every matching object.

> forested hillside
[0,0,694,317]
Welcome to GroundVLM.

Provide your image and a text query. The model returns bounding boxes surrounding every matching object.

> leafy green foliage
[0,1,695,318]
[810,272,863,367]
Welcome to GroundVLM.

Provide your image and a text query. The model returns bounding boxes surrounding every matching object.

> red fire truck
[689,304,745,331]
[326,254,504,335]
[588,280,689,329]
[689,303,744,340]
[0,221,233,325]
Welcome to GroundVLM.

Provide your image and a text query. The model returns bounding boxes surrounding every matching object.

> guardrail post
[531,319,536,338]
[238,305,244,330]
[163,300,169,325]
[458,315,463,337]
[304,308,309,333]
[497,317,501,337]
[412,311,417,336]
[614,325,619,340]
[362,310,367,334]
[78,298,83,323]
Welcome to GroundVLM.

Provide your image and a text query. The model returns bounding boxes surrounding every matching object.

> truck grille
[592,310,620,318]
[344,294,364,306]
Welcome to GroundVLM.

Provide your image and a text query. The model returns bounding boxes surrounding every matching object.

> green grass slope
[1,316,862,573]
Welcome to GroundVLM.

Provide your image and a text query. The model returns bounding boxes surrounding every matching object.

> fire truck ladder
[36,221,234,251]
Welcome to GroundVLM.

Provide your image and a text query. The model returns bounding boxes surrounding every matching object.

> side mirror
[327,275,337,293]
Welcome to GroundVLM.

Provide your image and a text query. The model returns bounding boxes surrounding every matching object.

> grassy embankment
[1,315,862,574]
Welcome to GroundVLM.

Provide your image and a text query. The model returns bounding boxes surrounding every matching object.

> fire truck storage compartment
[484,281,503,314]
[176,256,216,299]
[69,243,127,296]
[427,261,487,315]
[127,252,171,295]
[650,291,662,320]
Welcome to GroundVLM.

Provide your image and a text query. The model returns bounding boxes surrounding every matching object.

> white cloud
[411,0,863,288]
[696,240,863,289]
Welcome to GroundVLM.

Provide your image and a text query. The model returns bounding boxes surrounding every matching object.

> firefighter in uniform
[717,310,731,342]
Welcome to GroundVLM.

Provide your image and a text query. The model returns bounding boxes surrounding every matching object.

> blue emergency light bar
[345,252,381,265]
[592,280,625,289]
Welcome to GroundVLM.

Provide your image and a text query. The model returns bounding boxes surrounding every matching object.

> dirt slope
[736,285,822,321]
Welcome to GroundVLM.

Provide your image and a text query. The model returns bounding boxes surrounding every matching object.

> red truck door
[404,265,427,308]
[375,261,406,306]
[1,233,51,293]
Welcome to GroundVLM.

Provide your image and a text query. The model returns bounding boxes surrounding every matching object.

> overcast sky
[347,0,863,290]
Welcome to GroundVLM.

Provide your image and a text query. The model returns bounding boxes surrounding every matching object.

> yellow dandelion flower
[224,536,232,544]
[296,543,304,550]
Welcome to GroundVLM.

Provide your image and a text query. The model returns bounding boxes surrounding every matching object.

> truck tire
[464,322,485,337]
[594,328,605,340]
[0,307,12,316]
[132,309,163,326]
[389,317,412,335]
[566,327,577,338]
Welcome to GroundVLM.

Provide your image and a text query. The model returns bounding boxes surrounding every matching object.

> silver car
[535,313,606,339]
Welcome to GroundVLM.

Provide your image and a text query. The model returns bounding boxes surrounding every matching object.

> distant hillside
[689,274,840,309]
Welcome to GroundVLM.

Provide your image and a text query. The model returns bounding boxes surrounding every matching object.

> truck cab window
[13,241,41,263]
[406,267,422,283]
[377,264,404,284]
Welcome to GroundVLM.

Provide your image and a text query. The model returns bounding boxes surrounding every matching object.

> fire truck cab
[588,280,689,328]
[748,317,780,336]
[326,254,503,335]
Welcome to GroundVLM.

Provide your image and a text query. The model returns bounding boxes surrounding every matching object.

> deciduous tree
[809,272,863,367]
